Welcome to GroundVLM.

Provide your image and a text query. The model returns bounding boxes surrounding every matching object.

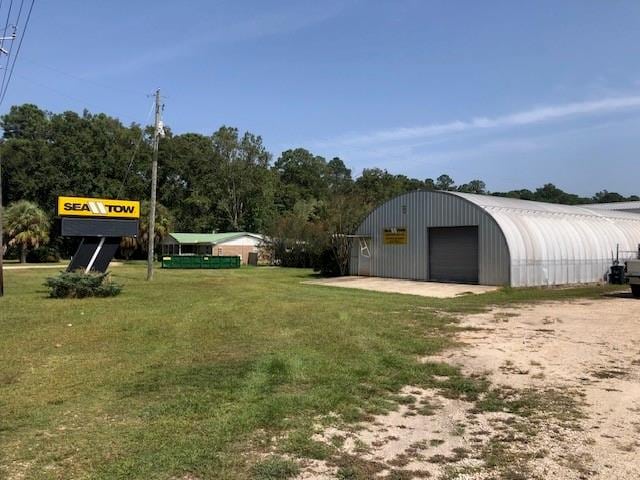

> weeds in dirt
[475,387,584,426]
[282,430,333,460]
[416,398,440,416]
[481,439,535,479]
[251,456,299,480]
[333,454,386,479]
[428,447,470,464]
[330,435,346,448]
[493,312,520,323]
[561,452,596,476]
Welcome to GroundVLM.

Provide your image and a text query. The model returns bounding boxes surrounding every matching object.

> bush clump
[44,271,122,298]
[26,246,61,263]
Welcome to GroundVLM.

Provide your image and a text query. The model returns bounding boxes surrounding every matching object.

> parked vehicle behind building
[626,252,640,298]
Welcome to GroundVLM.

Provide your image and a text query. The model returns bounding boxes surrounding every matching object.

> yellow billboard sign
[383,228,407,245]
[57,196,140,219]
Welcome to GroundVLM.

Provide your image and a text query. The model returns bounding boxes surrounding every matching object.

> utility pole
[146,89,162,281]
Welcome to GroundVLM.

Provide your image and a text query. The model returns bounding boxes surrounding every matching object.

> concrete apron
[304,275,499,299]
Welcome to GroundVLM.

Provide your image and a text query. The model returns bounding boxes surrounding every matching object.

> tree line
[1,103,638,268]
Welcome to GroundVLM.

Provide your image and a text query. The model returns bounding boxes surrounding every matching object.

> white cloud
[84,3,349,78]
[316,95,640,148]
[332,114,640,180]
[347,138,544,175]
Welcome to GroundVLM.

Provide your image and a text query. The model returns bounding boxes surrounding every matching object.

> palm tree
[4,200,50,263]
[119,235,138,260]
[138,201,172,256]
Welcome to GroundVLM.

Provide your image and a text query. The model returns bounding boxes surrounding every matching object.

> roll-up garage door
[428,226,479,283]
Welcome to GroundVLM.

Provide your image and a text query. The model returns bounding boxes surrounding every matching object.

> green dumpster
[162,255,240,269]
[161,255,201,269]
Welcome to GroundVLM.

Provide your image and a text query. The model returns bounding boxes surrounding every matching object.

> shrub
[314,246,342,276]
[44,271,122,299]
[26,246,61,263]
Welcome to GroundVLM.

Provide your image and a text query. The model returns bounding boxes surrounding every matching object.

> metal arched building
[349,191,640,287]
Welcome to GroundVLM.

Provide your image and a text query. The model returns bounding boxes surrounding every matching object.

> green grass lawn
[0,264,615,479]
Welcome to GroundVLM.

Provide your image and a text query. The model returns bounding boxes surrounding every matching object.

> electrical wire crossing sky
[3,0,640,195]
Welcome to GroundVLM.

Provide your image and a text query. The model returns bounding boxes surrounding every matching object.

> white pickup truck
[626,258,640,298]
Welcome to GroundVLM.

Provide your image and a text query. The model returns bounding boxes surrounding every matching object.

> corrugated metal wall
[351,190,640,287]
[350,191,510,285]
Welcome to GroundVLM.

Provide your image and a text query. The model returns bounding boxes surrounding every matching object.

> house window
[163,244,178,254]
[181,244,196,254]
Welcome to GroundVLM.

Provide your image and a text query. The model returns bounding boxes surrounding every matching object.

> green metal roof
[167,232,261,245]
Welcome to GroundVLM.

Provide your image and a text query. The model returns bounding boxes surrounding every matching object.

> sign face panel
[60,217,139,237]
[383,227,408,245]
[57,196,140,219]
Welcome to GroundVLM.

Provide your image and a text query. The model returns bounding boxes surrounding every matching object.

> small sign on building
[383,227,408,245]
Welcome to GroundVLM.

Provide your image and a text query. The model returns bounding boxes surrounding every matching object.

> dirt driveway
[300,294,640,479]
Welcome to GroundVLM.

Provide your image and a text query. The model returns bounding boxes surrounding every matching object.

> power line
[20,57,147,97]
[5,70,158,198]
[0,0,151,124]
[0,0,13,55]
[117,97,156,198]
[0,0,15,297]
[11,71,151,126]
[0,0,34,106]
[13,70,104,105]
[0,0,22,99]
[0,0,13,76]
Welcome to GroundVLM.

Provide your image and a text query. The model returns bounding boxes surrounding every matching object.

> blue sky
[5,0,640,195]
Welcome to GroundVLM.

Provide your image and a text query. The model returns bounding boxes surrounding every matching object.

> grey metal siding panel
[350,191,511,285]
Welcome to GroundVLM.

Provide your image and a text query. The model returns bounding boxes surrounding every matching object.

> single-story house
[161,232,265,265]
